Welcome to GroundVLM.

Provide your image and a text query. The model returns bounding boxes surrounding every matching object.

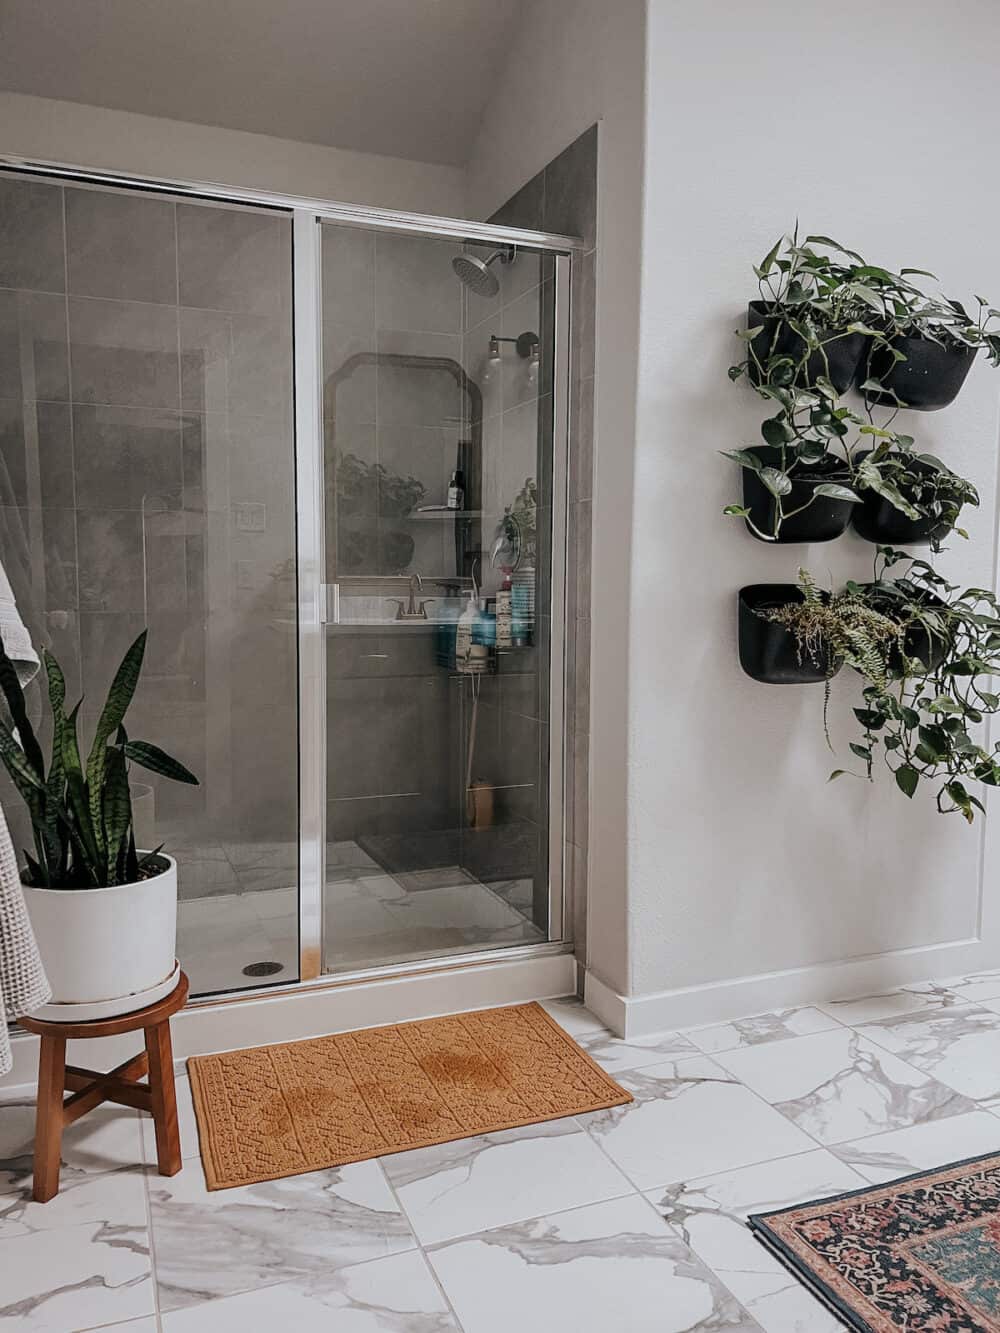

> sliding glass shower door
[318,221,565,974]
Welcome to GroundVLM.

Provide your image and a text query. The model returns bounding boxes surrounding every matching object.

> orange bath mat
[187,1001,632,1189]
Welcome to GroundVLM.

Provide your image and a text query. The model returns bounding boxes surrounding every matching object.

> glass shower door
[320,221,560,973]
[0,170,301,997]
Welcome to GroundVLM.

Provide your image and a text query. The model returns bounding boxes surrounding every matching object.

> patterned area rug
[749,1152,1000,1331]
[188,1002,631,1189]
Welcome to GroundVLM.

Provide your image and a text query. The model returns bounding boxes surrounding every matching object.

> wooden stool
[20,972,189,1202]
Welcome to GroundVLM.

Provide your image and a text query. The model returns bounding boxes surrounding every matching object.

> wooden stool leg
[145,1019,181,1176]
[33,1034,66,1203]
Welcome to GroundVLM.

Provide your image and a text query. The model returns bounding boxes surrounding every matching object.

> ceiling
[0,0,525,166]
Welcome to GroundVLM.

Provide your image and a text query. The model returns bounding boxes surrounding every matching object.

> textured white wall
[0,92,467,215]
[624,0,1000,1012]
[467,0,646,994]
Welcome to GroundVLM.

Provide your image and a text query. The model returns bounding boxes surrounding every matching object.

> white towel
[0,559,38,685]
[0,804,50,1076]
[0,568,48,1076]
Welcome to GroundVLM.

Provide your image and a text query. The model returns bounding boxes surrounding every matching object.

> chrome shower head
[452,245,515,298]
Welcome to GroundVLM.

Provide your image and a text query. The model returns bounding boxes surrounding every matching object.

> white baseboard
[1,950,577,1094]
[585,935,1000,1038]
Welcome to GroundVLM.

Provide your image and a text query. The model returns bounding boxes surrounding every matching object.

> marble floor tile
[159,1250,457,1331]
[148,1159,416,1311]
[942,969,1000,1005]
[830,1110,1000,1184]
[858,1005,1000,1103]
[574,1026,699,1076]
[686,1006,841,1056]
[715,1028,976,1146]
[0,1099,143,1197]
[382,1118,631,1244]
[582,1055,815,1190]
[815,980,961,1025]
[0,1169,153,1331]
[428,1194,760,1332]
[140,1075,200,1164]
[646,1150,864,1333]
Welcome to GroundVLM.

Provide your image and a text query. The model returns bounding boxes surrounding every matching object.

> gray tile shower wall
[322,224,467,847]
[0,172,299,867]
[485,124,597,959]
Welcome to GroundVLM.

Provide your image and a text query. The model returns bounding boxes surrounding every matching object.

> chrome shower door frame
[0,151,579,994]
[297,208,577,981]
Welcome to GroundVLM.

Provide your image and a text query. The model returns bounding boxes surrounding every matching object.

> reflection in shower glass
[0,172,300,995]
[321,223,555,972]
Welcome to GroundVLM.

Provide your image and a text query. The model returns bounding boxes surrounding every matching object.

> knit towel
[0,803,49,1076]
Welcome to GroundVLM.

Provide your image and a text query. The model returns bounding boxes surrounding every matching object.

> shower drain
[242,960,285,978]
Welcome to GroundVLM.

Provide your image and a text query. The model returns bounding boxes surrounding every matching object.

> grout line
[376,1157,468,1332]
[629,1185,767,1329]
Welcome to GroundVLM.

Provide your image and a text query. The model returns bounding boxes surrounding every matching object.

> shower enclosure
[0,161,575,1001]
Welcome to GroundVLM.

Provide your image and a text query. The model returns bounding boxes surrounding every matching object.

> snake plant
[0,630,197,889]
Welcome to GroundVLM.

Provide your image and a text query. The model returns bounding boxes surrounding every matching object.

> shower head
[452,245,515,298]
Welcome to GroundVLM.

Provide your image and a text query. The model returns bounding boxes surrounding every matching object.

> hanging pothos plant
[758,550,1000,822]
[725,232,985,545]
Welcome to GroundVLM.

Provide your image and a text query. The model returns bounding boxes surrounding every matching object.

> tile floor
[7,971,1000,1330]
[175,840,540,995]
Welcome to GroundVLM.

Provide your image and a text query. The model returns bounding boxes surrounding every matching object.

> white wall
[610,0,1000,1031]
[466,0,646,994]
[0,92,466,214]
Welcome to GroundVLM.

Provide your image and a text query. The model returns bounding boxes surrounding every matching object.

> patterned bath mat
[187,1001,631,1189]
[749,1151,1000,1331]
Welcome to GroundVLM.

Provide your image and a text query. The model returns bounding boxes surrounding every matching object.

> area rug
[187,1001,631,1190]
[749,1151,1000,1331]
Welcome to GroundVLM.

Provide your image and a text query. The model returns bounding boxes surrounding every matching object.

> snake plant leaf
[86,630,147,863]
[102,745,132,887]
[0,640,44,780]
[0,717,44,794]
[124,740,199,785]
[62,700,102,874]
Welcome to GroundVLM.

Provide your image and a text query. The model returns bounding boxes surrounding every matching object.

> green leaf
[62,702,101,880]
[759,467,792,499]
[854,708,885,730]
[757,237,783,276]
[721,449,763,470]
[895,765,919,798]
[124,740,199,785]
[102,745,132,886]
[0,718,44,794]
[760,417,794,447]
[813,483,861,503]
[0,639,44,780]
[849,743,872,761]
[723,505,751,517]
[86,631,147,863]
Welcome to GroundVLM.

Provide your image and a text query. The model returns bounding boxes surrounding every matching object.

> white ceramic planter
[23,855,178,1020]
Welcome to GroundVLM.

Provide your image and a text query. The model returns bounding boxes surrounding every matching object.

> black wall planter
[739,584,841,683]
[746,302,866,394]
[742,446,855,544]
[851,454,953,547]
[858,335,977,411]
[861,584,951,673]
